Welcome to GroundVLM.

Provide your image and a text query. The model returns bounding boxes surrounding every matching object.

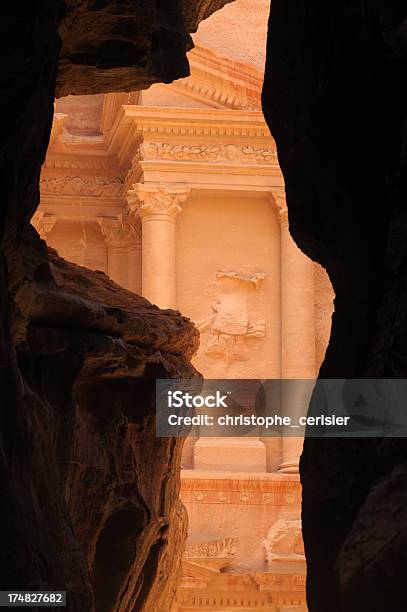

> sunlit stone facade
[35,5,334,609]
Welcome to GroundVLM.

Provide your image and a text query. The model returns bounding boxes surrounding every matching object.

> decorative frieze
[174,567,306,610]
[44,158,113,171]
[41,175,124,198]
[183,489,300,507]
[173,591,276,609]
[139,141,278,165]
[181,475,301,507]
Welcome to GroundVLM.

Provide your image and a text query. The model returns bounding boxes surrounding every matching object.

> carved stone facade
[34,32,335,612]
[173,474,307,611]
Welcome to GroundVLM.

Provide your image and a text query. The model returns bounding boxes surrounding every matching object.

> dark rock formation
[263,1,407,611]
[9,232,199,610]
[0,1,228,609]
[57,0,234,96]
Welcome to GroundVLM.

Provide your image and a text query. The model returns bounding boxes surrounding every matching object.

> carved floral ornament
[139,141,278,165]
[127,183,191,218]
[40,175,124,198]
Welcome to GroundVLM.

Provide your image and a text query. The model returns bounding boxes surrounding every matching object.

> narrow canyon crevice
[0,1,231,610]
[262,1,407,611]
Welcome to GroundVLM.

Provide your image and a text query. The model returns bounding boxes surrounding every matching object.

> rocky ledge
[4,226,199,611]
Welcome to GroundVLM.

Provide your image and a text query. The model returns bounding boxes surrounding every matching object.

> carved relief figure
[263,516,305,565]
[197,271,266,364]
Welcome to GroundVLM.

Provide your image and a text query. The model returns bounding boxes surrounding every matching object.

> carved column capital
[271,189,288,226]
[31,212,57,240]
[98,216,140,250]
[127,182,190,219]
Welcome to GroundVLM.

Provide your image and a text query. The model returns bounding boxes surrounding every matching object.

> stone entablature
[104,105,279,170]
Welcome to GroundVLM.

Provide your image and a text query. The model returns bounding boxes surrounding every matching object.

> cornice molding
[173,45,263,111]
[105,106,275,167]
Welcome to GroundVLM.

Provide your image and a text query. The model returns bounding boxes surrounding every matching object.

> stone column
[127,183,190,310]
[273,190,316,473]
[126,217,142,295]
[99,217,137,289]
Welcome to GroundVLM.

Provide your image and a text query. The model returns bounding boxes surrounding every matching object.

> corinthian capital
[127,182,190,219]
[98,216,139,249]
[271,189,288,225]
[31,212,57,240]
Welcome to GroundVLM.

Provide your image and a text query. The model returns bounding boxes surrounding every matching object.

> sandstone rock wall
[0,1,227,609]
[262,1,407,611]
[10,232,199,610]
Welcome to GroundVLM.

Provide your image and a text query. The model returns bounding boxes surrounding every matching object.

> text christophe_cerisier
[165,390,350,429]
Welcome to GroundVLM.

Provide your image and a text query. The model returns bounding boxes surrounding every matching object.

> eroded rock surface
[5,227,199,611]
[262,1,407,611]
[57,0,234,96]
[0,1,227,609]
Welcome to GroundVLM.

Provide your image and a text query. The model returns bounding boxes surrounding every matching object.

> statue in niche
[197,271,266,364]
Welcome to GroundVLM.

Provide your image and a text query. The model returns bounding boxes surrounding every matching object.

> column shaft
[127,183,190,310]
[141,212,177,309]
[127,244,142,295]
[98,216,138,290]
[278,196,316,473]
[107,246,128,288]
